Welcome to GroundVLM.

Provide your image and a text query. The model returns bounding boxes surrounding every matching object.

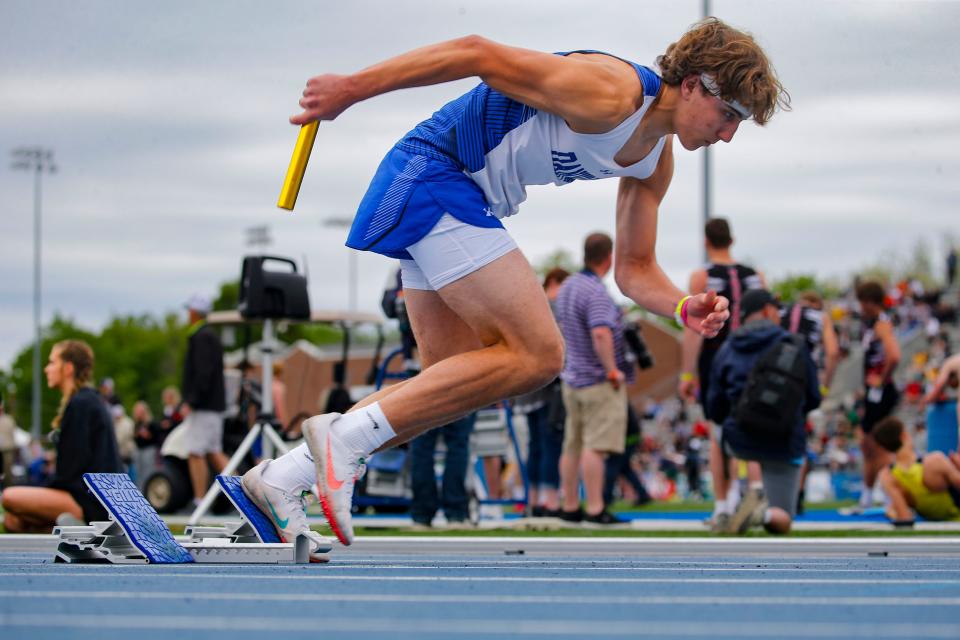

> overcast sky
[2,0,959,368]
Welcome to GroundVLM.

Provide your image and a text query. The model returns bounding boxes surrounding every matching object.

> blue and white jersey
[396,52,665,220]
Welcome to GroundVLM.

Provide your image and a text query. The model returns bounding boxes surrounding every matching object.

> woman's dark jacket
[47,387,124,521]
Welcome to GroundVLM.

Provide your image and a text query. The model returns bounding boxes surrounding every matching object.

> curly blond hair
[657,17,790,125]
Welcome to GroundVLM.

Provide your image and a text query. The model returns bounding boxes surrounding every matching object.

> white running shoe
[241,460,332,561]
[302,413,367,546]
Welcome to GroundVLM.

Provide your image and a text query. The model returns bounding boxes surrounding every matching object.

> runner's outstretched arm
[879,468,913,522]
[820,312,841,388]
[615,139,730,338]
[923,353,960,404]
[290,35,641,131]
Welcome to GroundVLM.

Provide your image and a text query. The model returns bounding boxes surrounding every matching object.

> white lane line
[0,571,956,584]
[9,533,960,546]
[354,535,960,545]
[10,557,947,569]
[333,559,935,567]
[4,563,959,574]
[0,614,957,637]
[294,564,960,573]
[1,589,959,607]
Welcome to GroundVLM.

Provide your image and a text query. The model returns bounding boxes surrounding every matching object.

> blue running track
[1,535,958,639]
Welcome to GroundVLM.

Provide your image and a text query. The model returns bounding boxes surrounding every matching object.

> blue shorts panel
[347,147,503,259]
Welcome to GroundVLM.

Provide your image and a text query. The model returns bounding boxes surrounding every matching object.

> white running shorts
[399,213,518,291]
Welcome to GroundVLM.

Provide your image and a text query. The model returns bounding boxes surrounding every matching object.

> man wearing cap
[181,294,228,507]
[707,289,821,534]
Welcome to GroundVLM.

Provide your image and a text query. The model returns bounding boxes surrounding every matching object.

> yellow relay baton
[277,121,319,210]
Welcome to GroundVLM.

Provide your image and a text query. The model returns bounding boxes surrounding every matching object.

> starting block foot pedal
[53,473,316,564]
[178,475,327,562]
[200,475,330,557]
[54,473,193,564]
[216,475,284,543]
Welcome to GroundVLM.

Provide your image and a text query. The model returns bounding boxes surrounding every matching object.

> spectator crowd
[2,232,958,534]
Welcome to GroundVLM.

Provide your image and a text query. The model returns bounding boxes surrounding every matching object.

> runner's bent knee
[515,330,564,392]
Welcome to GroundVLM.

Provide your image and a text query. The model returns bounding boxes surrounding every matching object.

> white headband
[699,74,751,120]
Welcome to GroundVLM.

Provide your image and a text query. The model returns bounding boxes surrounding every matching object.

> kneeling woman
[2,340,122,532]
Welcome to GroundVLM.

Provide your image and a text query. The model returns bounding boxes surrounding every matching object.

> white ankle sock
[263,443,316,494]
[335,402,397,456]
[860,486,873,507]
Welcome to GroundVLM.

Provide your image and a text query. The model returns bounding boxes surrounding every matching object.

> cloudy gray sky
[2,0,959,368]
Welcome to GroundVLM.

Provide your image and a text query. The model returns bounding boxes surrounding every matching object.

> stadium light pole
[702,0,712,263]
[11,147,56,440]
[322,216,358,312]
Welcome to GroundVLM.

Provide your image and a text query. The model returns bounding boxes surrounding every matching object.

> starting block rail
[53,473,327,564]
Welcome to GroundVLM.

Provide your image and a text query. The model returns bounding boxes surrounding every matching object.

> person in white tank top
[244,18,791,548]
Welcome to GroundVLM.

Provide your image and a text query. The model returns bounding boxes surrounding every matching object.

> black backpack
[734,334,808,439]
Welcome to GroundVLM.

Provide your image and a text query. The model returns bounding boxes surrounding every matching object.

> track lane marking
[1,589,959,606]
[0,571,956,584]
[0,614,957,637]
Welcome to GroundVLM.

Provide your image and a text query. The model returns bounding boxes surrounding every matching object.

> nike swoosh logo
[264,496,289,529]
[326,432,344,491]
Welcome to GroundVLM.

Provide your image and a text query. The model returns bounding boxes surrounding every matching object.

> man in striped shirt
[556,233,633,525]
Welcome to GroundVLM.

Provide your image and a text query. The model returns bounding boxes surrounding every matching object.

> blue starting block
[53,473,323,564]
[213,475,283,542]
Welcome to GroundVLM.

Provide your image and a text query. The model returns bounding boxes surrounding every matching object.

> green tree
[534,248,578,277]
[6,280,353,435]
[7,316,99,437]
[769,274,842,304]
[94,314,188,416]
[214,280,240,312]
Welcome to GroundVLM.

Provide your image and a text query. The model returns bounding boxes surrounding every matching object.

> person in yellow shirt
[872,416,960,523]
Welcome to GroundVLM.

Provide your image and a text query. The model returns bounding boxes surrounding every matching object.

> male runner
[781,290,840,391]
[873,417,960,523]
[242,18,789,549]
[779,289,841,514]
[855,280,901,512]
[678,217,765,532]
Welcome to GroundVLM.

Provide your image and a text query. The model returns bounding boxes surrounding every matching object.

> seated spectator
[708,289,821,534]
[111,404,136,478]
[99,376,121,409]
[158,385,184,448]
[0,393,17,488]
[873,417,960,523]
[132,400,163,485]
[924,353,960,417]
[1,340,123,532]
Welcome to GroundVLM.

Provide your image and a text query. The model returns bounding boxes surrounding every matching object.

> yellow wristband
[674,295,691,326]
[680,372,695,383]
[819,384,830,397]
